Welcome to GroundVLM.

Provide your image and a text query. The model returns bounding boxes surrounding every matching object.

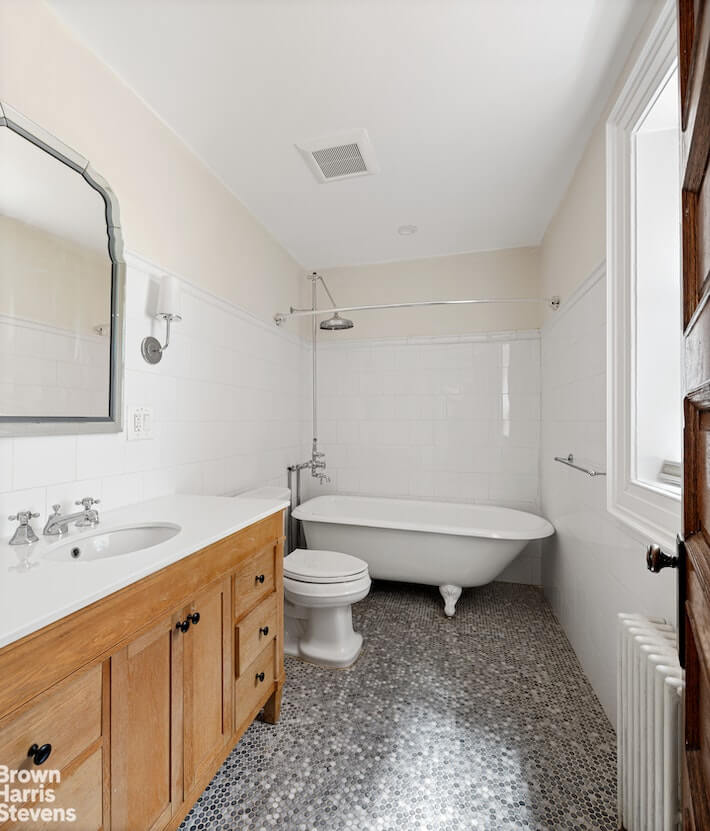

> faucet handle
[8,510,40,523]
[50,504,61,515]
[75,497,100,510]
[8,511,40,546]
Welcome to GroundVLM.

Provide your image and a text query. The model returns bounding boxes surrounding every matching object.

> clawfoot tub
[292,495,554,617]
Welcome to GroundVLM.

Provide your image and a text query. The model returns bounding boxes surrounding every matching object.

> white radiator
[617,613,684,831]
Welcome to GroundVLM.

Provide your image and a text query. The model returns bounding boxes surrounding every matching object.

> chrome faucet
[310,440,330,484]
[8,510,40,545]
[43,497,101,537]
[289,441,331,486]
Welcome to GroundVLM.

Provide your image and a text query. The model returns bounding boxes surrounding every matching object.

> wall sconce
[141,275,182,364]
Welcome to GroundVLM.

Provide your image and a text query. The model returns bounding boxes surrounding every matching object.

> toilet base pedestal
[285,605,363,669]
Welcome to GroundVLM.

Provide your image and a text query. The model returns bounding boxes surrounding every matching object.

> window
[607,0,681,551]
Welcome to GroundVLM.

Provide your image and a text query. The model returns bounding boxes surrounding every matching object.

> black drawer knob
[176,619,190,633]
[255,574,265,584]
[259,626,269,637]
[255,672,265,683]
[187,612,200,625]
[28,743,52,765]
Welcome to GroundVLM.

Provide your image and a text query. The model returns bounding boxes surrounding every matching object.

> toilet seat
[284,548,368,584]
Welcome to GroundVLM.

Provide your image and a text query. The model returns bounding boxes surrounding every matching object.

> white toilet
[283,548,371,669]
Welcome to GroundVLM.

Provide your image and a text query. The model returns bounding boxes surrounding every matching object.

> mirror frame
[0,101,125,436]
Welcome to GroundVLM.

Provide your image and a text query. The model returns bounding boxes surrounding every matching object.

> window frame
[606,0,680,552]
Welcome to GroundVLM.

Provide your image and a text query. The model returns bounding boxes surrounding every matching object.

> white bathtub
[292,495,554,616]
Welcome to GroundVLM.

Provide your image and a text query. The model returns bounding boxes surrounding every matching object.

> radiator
[617,613,684,831]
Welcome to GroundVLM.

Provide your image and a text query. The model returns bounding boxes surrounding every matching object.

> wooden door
[678,1,710,825]
[182,578,232,795]
[111,614,183,831]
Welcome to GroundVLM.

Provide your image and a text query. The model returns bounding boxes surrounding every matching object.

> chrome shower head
[319,312,354,331]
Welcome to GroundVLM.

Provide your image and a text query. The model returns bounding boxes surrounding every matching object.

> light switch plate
[127,406,154,441]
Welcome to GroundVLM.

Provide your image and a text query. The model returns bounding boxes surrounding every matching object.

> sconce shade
[156,275,182,319]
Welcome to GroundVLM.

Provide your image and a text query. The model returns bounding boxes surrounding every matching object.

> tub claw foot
[439,584,462,617]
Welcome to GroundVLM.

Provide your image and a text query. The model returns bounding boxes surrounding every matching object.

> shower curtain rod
[274,294,561,325]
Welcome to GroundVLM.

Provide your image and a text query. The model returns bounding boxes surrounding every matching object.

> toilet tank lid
[234,486,291,501]
[284,548,368,581]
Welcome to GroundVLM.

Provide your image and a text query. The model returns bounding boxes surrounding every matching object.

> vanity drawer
[234,545,276,619]
[1,746,104,831]
[235,593,277,676]
[235,639,276,729]
[0,664,102,776]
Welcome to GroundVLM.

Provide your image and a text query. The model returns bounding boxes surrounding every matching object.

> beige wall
[0,213,110,334]
[540,120,606,315]
[309,246,542,340]
[0,0,303,327]
[540,0,667,308]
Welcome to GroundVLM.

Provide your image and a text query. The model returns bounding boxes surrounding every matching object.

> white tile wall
[301,331,543,584]
[0,315,109,417]
[540,263,676,726]
[0,255,545,587]
[0,252,307,540]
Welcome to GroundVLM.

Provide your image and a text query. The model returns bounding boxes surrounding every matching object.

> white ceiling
[50,0,654,268]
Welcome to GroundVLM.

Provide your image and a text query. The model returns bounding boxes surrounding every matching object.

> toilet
[283,548,371,669]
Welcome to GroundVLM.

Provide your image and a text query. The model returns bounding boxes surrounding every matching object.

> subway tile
[101,472,145,507]
[45,478,102,516]
[12,435,77,490]
[0,440,13,493]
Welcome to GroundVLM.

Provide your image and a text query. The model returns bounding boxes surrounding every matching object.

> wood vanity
[0,510,285,831]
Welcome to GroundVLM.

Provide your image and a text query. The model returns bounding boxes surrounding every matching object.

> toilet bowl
[283,548,370,669]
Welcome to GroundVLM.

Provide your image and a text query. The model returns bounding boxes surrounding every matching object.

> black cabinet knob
[255,672,265,683]
[646,544,679,573]
[176,619,190,633]
[187,612,200,625]
[28,743,52,765]
[259,626,269,637]
[255,574,265,584]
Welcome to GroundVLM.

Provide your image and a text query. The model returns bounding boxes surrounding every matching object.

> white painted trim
[318,329,540,351]
[542,260,605,335]
[606,0,680,553]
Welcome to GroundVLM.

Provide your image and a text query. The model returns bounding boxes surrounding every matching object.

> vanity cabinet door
[182,578,231,795]
[110,614,183,831]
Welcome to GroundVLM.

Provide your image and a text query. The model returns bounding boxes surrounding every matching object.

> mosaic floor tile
[180,581,616,831]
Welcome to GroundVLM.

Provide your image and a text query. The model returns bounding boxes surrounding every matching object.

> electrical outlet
[127,406,154,441]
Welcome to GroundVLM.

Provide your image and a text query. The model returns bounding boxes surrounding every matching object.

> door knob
[646,543,679,573]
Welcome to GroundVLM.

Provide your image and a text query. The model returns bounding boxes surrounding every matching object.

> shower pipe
[274,294,561,325]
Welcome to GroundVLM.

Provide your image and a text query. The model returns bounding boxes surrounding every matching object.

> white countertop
[0,494,289,649]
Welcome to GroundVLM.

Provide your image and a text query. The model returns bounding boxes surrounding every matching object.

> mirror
[0,102,124,435]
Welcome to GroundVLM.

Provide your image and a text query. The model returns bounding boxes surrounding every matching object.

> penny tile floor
[180,581,616,831]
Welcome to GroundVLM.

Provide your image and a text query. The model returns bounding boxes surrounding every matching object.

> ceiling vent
[296,129,379,183]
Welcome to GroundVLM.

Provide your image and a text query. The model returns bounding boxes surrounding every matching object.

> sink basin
[44,523,181,562]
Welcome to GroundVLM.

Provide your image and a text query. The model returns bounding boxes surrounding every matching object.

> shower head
[319,312,354,331]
